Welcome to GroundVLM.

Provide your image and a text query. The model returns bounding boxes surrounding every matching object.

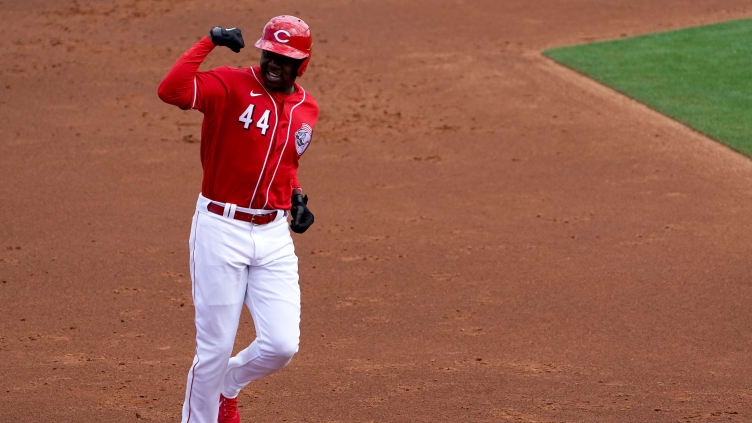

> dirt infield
[2,1,752,422]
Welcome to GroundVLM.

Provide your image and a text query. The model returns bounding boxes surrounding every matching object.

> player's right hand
[209,27,245,53]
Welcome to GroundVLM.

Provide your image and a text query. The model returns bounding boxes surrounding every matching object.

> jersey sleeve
[157,36,228,111]
[192,68,231,113]
[289,96,319,192]
[290,171,301,191]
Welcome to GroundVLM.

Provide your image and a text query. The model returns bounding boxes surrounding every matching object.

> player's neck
[270,83,296,95]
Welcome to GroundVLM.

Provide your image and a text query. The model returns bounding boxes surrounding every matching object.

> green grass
[543,18,752,157]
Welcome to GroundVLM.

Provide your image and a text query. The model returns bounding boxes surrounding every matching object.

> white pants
[181,194,301,423]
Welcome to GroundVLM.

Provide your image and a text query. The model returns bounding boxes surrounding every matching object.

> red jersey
[157,37,318,210]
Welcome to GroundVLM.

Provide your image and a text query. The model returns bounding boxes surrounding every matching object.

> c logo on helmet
[273,30,291,43]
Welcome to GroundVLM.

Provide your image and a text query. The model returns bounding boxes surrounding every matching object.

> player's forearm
[290,170,303,195]
[157,36,216,109]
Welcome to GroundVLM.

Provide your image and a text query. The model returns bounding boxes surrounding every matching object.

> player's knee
[197,337,234,363]
[262,336,299,363]
[271,338,299,359]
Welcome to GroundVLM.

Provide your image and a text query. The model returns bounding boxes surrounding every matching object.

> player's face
[260,50,300,94]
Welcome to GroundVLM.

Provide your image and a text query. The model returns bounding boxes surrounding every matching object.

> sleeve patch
[295,123,313,155]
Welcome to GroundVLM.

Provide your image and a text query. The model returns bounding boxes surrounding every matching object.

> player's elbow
[157,79,174,104]
[157,78,188,108]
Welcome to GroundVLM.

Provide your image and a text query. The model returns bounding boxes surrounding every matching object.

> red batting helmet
[255,15,312,76]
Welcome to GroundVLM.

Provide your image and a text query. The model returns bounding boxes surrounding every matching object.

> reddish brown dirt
[2,1,752,422]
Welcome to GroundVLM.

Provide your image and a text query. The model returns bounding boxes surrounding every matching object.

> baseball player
[157,16,317,423]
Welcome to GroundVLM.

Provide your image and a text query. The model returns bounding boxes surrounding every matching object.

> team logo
[274,30,291,43]
[295,123,312,155]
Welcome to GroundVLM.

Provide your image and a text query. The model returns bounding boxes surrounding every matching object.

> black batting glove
[290,194,314,234]
[209,26,245,53]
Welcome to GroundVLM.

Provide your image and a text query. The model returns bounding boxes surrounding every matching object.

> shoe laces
[221,395,238,417]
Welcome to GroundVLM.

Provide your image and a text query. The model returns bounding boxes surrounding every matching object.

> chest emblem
[295,123,313,155]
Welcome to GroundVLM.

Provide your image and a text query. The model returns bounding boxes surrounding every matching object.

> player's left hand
[209,26,245,53]
[290,193,314,234]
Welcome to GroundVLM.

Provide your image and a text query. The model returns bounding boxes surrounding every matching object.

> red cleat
[218,394,240,423]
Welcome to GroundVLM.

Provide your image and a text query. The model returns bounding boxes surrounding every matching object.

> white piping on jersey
[261,88,306,210]
[248,67,280,208]
[191,77,197,109]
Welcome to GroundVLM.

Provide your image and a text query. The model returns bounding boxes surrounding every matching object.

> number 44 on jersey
[238,104,271,135]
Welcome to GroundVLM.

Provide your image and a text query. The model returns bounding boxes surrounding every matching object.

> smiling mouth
[265,69,282,82]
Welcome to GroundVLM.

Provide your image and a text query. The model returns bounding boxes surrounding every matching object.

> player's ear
[296,57,309,77]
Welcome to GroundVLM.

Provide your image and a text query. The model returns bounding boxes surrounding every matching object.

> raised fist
[209,27,245,53]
